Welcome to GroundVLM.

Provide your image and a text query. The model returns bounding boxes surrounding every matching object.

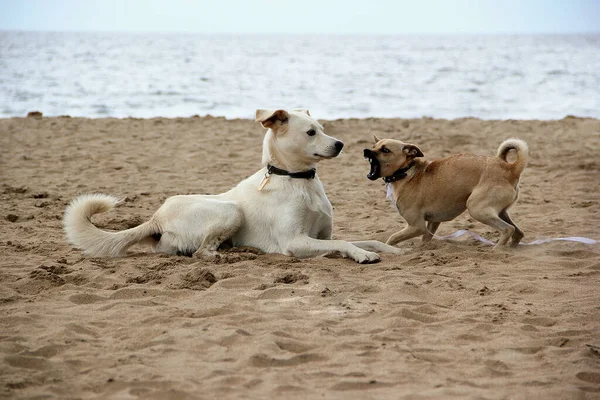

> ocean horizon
[1,31,599,120]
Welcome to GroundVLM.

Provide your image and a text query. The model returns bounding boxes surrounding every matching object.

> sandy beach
[1,115,599,399]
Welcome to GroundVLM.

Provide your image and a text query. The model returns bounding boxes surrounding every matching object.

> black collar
[383,162,415,183]
[267,164,316,179]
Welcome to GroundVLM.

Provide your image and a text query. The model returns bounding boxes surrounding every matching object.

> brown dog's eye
[307,129,316,136]
[381,147,390,153]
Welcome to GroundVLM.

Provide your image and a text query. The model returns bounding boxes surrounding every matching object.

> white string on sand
[385,184,598,246]
[432,229,598,246]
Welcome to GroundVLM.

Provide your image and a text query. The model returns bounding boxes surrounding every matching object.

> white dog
[64,109,401,263]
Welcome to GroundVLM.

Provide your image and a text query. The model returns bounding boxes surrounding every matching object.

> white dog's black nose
[334,141,344,152]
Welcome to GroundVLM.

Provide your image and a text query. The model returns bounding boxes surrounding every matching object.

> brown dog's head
[363,135,424,180]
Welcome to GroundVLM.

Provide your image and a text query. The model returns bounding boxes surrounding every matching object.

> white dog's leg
[192,223,241,259]
[351,240,404,255]
[154,232,181,255]
[191,209,243,259]
[285,237,380,264]
[317,224,333,240]
[154,198,243,258]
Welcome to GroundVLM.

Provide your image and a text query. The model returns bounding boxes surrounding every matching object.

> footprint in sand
[274,338,315,354]
[69,293,106,304]
[521,316,557,327]
[273,384,306,394]
[249,353,326,367]
[273,271,309,284]
[576,371,600,384]
[4,355,52,370]
[509,346,543,354]
[22,344,69,358]
[456,334,487,342]
[484,360,511,377]
[64,323,99,338]
[396,308,440,324]
[549,249,598,259]
[172,267,217,290]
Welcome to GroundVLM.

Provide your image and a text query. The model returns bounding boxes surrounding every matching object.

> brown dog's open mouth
[363,149,380,180]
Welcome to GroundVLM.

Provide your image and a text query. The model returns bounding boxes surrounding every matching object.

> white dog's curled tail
[497,138,529,177]
[63,193,158,257]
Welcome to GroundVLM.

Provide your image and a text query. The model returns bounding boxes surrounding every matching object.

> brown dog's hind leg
[422,221,441,242]
[499,210,524,247]
[467,188,518,248]
[387,224,427,246]
[468,207,515,248]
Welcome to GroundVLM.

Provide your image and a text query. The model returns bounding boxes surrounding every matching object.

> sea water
[1,31,598,119]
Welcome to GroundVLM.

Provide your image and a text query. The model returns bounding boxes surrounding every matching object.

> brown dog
[364,137,529,248]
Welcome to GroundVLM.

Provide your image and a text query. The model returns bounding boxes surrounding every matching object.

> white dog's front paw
[388,246,404,255]
[352,250,380,264]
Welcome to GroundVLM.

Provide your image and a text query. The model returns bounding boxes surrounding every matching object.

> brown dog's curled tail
[497,138,529,177]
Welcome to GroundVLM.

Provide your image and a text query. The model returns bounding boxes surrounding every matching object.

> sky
[0,0,599,34]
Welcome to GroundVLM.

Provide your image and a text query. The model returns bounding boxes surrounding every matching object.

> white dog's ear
[293,108,310,116]
[373,134,381,144]
[403,144,424,158]
[255,109,289,129]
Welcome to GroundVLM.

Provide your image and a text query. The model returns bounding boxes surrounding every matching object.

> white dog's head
[256,109,344,171]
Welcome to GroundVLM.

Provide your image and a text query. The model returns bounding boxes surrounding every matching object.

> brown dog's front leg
[386,225,426,246]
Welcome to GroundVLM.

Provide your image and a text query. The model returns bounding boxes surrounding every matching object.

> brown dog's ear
[373,134,381,144]
[403,144,424,158]
[293,108,310,116]
[255,109,289,129]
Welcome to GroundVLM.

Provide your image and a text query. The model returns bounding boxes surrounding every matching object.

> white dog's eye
[307,129,316,136]
[381,147,390,153]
